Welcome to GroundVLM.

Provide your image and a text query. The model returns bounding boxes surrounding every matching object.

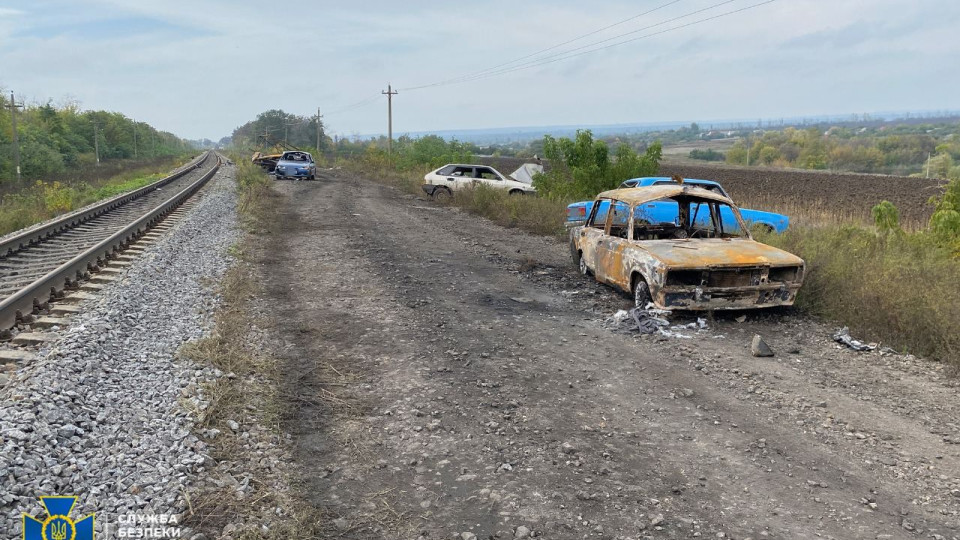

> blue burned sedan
[274,151,316,180]
[565,177,789,233]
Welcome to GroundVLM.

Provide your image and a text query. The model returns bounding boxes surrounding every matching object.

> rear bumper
[656,283,801,310]
[276,169,313,178]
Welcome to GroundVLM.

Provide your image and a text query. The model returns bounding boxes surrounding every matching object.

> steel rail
[0,152,209,257]
[0,152,222,330]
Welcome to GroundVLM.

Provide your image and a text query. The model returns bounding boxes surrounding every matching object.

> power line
[412,0,776,89]
[325,93,382,115]
[399,0,683,92]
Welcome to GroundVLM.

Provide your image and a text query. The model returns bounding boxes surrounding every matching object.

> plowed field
[478,157,947,228]
[661,163,946,228]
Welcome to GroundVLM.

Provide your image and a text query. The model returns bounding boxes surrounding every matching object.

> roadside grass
[343,153,960,369]
[0,155,189,235]
[178,157,329,538]
[756,226,960,368]
[338,157,570,238]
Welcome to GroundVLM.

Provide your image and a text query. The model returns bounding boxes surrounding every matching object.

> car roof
[626,177,721,187]
[440,163,497,168]
[596,185,735,206]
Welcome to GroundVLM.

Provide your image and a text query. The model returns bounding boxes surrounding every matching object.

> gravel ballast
[0,164,238,536]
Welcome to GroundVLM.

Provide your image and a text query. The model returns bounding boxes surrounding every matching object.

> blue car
[274,151,316,180]
[566,177,789,233]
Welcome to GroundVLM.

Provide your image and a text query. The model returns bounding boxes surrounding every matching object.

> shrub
[689,148,725,161]
[533,130,661,200]
[759,225,960,365]
[872,200,900,234]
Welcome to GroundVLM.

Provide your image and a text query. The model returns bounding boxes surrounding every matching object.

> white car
[422,163,540,199]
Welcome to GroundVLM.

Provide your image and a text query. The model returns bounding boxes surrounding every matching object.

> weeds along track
[0,151,221,330]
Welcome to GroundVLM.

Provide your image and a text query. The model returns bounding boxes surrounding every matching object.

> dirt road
[255,171,960,540]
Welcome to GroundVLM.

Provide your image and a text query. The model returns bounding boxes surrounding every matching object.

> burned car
[569,184,804,310]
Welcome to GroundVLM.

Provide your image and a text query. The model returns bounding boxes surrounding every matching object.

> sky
[1,0,958,141]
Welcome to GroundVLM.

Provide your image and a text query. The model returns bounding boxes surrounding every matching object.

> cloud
[0,0,957,140]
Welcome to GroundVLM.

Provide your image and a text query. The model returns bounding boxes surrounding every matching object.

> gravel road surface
[259,171,959,540]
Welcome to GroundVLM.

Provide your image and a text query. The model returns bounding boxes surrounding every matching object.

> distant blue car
[274,150,316,180]
[566,177,789,233]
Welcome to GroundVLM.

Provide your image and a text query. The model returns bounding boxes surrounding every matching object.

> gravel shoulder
[0,165,238,537]
[261,171,957,540]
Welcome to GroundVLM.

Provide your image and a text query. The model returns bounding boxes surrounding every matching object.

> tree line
[0,91,192,183]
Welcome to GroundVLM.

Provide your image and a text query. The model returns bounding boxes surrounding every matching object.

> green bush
[689,148,725,161]
[533,130,661,200]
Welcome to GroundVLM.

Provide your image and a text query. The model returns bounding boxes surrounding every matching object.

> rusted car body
[569,185,805,310]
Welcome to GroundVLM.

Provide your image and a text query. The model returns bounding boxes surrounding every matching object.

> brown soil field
[661,163,947,228]
[477,157,947,229]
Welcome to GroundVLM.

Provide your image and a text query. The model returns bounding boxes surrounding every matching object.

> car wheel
[509,189,524,196]
[632,275,651,309]
[578,252,589,276]
[434,187,452,201]
[309,174,316,181]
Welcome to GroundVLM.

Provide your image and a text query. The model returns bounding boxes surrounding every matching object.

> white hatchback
[422,163,540,199]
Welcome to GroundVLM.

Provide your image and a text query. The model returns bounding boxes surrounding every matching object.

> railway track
[0,151,221,334]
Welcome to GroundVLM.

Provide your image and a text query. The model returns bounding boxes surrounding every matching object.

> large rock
[751,335,774,357]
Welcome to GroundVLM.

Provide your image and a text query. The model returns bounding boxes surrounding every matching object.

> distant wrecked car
[570,184,805,310]
[422,163,541,199]
[566,177,789,233]
[274,151,316,180]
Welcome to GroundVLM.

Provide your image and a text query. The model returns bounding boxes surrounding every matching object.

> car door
[594,200,630,288]
[444,166,473,190]
[578,199,610,272]
[474,167,503,189]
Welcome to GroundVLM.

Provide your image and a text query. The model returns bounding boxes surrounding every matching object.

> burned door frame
[594,199,631,288]
[579,198,612,273]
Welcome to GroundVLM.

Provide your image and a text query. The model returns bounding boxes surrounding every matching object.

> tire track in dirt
[256,173,960,540]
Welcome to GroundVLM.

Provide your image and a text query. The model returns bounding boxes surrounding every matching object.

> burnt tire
[433,187,452,202]
[578,252,590,276]
[632,275,651,309]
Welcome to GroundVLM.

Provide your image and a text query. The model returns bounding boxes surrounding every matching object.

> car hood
[633,238,803,268]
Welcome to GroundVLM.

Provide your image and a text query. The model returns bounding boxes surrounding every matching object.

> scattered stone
[0,166,238,533]
[751,335,774,357]
[514,525,531,539]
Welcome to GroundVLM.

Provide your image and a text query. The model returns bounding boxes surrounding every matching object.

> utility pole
[382,84,397,153]
[92,122,101,166]
[926,152,931,179]
[316,107,323,153]
[9,91,24,182]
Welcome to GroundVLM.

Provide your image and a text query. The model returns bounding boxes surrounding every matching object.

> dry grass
[0,155,189,235]
[757,226,960,367]
[340,158,570,238]
[177,158,334,537]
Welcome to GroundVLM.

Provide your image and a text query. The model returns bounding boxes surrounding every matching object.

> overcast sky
[1,0,957,141]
